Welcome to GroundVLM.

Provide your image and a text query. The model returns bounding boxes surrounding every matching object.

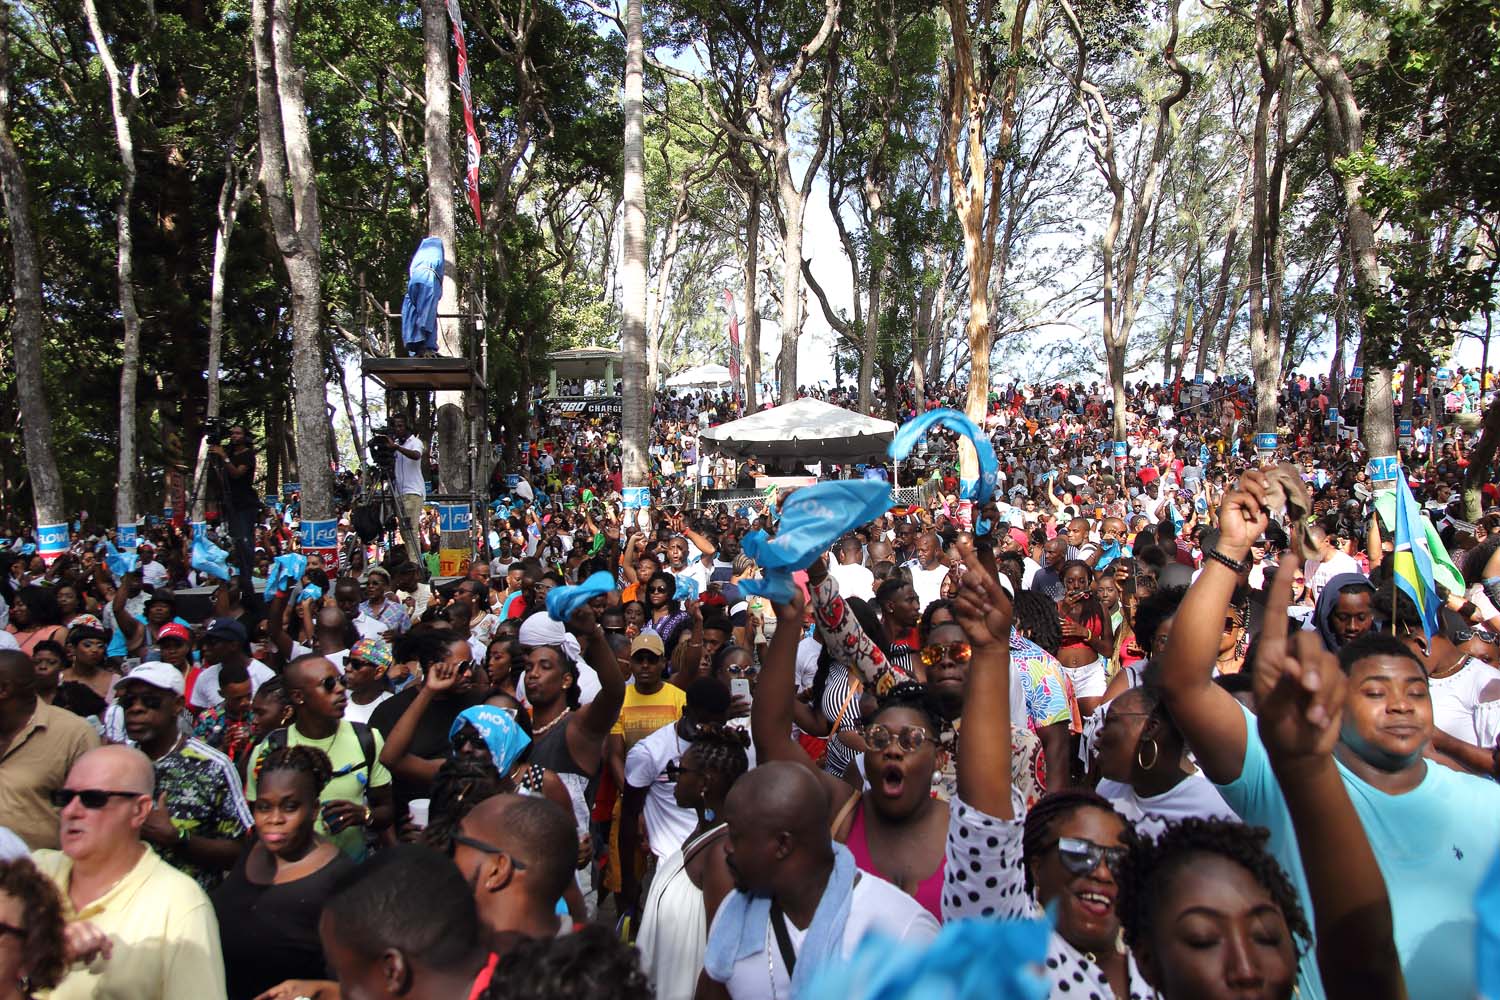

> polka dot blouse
[942,796,1152,1000]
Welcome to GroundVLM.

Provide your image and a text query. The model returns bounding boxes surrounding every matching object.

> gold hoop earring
[1137,737,1159,771]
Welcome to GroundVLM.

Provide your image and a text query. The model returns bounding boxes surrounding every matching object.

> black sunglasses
[664,760,701,781]
[447,833,527,870]
[312,676,344,694]
[50,788,144,809]
[118,692,167,711]
[1053,836,1127,876]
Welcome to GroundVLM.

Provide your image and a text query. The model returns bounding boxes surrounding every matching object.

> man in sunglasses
[453,793,580,953]
[246,654,394,860]
[115,661,249,891]
[32,744,228,1000]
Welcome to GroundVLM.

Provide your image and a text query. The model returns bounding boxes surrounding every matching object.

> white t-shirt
[795,635,823,693]
[1430,656,1500,745]
[342,691,393,725]
[140,560,168,588]
[709,872,940,999]
[190,659,277,710]
[671,557,711,598]
[828,561,875,602]
[393,435,425,498]
[1096,774,1239,839]
[1304,550,1360,603]
[905,562,949,612]
[352,613,387,641]
[289,643,348,674]
[625,721,697,860]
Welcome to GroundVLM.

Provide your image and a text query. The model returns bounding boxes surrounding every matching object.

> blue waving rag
[888,408,1000,505]
[740,481,893,604]
[675,574,701,602]
[803,915,1051,1000]
[450,705,532,774]
[545,570,616,623]
[101,540,138,577]
[191,535,232,582]
[704,843,857,998]
[266,553,308,597]
[401,236,445,353]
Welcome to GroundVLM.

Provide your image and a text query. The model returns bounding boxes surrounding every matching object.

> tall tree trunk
[1292,0,1393,464]
[84,0,144,535]
[647,187,689,389]
[742,176,761,412]
[252,0,333,525]
[859,227,885,415]
[619,0,649,489]
[424,0,468,496]
[0,5,64,537]
[775,181,807,402]
[1247,7,1279,445]
[191,147,254,523]
[1195,170,1248,379]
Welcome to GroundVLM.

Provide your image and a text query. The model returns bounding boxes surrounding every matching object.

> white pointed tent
[699,397,897,463]
[665,363,734,388]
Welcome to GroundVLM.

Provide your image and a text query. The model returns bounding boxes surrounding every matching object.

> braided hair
[421,756,506,854]
[1021,789,1129,895]
[871,680,945,735]
[1116,818,1309,955]
[688,723,751,786]
[255,745,334,792]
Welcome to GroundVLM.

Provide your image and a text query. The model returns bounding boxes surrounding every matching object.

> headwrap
[517,612,582,665]
[349,637,393,671]
[740,481,892,604]
[1313,572,1375,653]
[889,408,999,504]
[449,705,532,774]
[545,570,616,623]
[191,535,232,582]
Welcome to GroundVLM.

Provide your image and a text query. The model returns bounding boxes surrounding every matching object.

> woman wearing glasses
[753,590,949,921]
[215,745,353,1000]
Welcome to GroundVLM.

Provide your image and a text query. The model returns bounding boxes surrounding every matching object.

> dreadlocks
[1013,592,1063,655]
[1115,817,1309,954]
[421,756,506,854]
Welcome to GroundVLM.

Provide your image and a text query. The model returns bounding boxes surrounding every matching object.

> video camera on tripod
[368,427,398,470]
[203,416,230,447]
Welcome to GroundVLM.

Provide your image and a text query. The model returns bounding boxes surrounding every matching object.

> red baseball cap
[157,623,192,644]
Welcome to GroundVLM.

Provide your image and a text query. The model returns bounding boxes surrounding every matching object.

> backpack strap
[349,722,377,778]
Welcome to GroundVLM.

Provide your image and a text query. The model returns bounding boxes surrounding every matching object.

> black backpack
[262,722,377,780]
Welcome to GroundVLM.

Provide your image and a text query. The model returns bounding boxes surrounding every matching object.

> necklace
[766,920,779,1000]
[533,707,571,737]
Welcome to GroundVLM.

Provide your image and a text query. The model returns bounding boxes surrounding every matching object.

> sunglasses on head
[664,760,702,781]
[119,691,168,711]
[1053,836,1127,876]
[50,788,143,809]
[919,641,972,667]
[864,724,931,752]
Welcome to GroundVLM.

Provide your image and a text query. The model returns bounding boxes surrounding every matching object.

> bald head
[463,794,577,904]
[71,744,156,796]
[727,761,830,844]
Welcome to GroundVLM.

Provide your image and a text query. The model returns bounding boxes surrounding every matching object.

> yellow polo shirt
[32,845,227,1000]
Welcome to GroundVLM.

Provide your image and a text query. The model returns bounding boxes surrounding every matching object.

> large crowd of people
[0,364,1496,1000]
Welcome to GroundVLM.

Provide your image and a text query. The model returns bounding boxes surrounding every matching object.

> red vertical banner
[446,0,482,224]
[724,289,742,403]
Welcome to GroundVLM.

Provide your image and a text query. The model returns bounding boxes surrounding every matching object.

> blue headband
[450,705,532,774]
[889,408,999,504]
[740,480,892,604]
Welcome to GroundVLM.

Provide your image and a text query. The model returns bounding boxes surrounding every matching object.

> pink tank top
[845,799,945,921]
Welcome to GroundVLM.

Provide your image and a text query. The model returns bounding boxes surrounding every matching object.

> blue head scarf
[740,480,892,604]
[888,408,1000,505]
[449,705,532,774]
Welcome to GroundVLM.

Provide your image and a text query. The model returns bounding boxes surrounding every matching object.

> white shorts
[1064,657,1108,699]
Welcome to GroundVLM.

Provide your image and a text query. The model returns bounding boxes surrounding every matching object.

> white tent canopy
[666,363,734,388]
[699,397,897,462]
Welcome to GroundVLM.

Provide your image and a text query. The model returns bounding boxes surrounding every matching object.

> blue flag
[545,570,617,622]
[741,480,892,603]
[1392,466,1439,641]
[888,408,999,504]
[805,917,1051,1000]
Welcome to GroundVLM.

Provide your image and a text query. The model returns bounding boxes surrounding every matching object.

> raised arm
[376,661,457,785]
[571,604,626,742]
[1254,556,1406,1000]
[804,554,906,695]
[112,571,145,650]
[265,591,296,663]
[951,544,1016,818]
[1156,471,1269,783]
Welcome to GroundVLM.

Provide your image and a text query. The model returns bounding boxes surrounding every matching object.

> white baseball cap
[119,661,185,696]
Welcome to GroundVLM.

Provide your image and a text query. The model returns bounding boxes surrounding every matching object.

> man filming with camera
[208,423,259,596]
[381,412,427,573]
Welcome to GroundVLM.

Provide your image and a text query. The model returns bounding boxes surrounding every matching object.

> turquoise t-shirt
[1220,704,1500,1000]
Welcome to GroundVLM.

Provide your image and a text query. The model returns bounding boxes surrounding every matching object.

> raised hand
[426,659,461,692]
[1215,469,1270,558]
[951,539,1013,649]
[1255,553,1345,762]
